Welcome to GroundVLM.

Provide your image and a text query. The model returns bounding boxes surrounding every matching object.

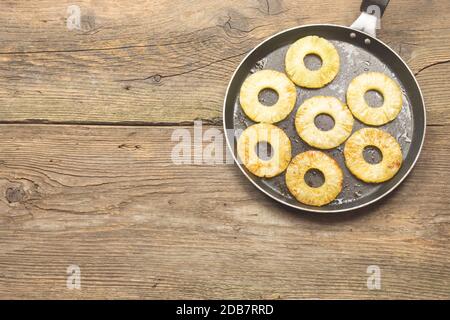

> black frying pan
[223,0,426,213]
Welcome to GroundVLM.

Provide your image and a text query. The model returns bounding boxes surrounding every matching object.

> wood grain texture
[0,0,449,124]
[0,125,449,299]
[0,0,449,300]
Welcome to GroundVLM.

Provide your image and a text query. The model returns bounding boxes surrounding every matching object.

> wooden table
[0,0,449,299]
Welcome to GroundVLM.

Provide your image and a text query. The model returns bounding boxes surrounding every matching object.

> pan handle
[361,0,390,17]
[350,0,390,38]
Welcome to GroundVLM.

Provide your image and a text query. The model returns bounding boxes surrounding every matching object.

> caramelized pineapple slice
[239,70,296,123]
[237,123,291,178]
[344,128,403,183]
[346,72,403,126]
[285,36,340,88]
[286,151,343,207]
[295,96,354,149]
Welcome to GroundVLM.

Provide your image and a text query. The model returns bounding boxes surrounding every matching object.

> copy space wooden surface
[0,0,449,299]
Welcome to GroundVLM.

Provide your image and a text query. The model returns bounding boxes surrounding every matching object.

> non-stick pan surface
[223,24,426,213]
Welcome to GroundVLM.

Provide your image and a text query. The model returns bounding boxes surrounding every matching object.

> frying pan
[223,0,426,213]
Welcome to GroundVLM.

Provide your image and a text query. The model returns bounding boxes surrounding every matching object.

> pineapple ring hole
[255,141,273,161]
[258,88,279,107]
[304,168,325,188]
[303,54,323,71]
[364,89,384,108]
[314,113,335,131]
[363,145,383,164]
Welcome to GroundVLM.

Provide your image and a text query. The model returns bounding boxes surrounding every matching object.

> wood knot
[5,186,27,203]
[218,10,250,37]
[118,143,142,150]
[257,0,284,15]
[150,74,162,83]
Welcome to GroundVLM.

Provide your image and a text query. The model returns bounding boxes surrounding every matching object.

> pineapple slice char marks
[285,36,340,88]
[239,70,297,124]
[237,123,292,178]
[346,72,403,126]
[286,151,343,207]
[295,96,354,149]
[344,128,403,183]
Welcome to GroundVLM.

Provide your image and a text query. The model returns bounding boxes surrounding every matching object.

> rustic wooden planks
[0,124,448,299]
[0,0,449,124]
[0,0,449,299]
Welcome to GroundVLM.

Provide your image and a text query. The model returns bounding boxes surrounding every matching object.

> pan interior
[226,25,423,212]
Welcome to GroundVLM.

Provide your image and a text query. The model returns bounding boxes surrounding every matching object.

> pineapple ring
[237,123,291,178]
[286,151,343,207]
[346,72,403,126]
[285,35,340,88]
[295,96,354,149]
[239,70,297,123]
[344,128,403,183]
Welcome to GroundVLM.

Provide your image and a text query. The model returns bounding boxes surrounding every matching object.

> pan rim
[222,23,426,213]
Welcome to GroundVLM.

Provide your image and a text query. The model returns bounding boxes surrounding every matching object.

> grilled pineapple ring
[239,70,296,123]
[237,123,291,178]
[344,128,403,183]
[295,96,354,149]
[285,36,340,88]
[347,72,403,126]
[286,151,343,206]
